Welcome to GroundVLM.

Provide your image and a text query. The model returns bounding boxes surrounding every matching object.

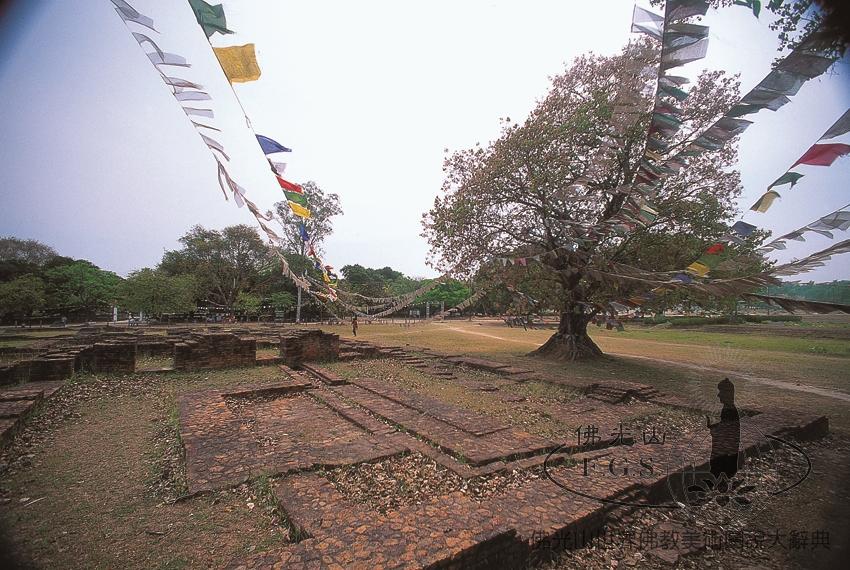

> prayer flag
[792,143,850,167]
[276,176,303,193]
[213,44,261,83]
[750,190,781,213]
[686,261,710,277]
[822,109,850,140]
[767,171,804,190]
[299,223,310,242]
[288,201,311,218]
[257,134,292,154]
[631,5,664,39]
[705,243,725,255]
[731,221,757,237]
[284,190,308,207]
[188,0,233,38]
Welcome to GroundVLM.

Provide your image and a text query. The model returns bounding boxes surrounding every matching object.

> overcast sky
[0,0,848,282]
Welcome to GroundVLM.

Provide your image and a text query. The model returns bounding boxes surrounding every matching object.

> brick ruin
[174,332,257,371]
[174,339,830,569]
[0,326,834,568]
[279,329,340,367]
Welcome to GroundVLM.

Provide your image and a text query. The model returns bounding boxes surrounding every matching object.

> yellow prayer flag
[750,190,780,213]
[288,201,311,219]
[213,44,261,83]
[686,261,710,277]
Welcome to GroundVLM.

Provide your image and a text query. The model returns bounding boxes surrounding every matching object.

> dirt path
[444,326,541,345]
[617,353,850,403]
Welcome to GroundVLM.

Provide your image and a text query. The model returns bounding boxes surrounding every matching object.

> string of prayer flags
[760,203,850,252]
[188,0,233,38]
[213,44,261,83]
[114,0,313,308]
[600,26,841,241]
[111,0,245,211]
[750,107,850,212]
[257,134,292,154]
[772,238,850,276]
[620,0,710,239]
[744,293,850,315]
[182,0,334,304]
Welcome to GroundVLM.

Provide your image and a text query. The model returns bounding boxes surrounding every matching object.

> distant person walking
[352,315,358,337]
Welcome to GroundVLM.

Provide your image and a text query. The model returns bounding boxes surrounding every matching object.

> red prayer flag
[792,143,850,168]
[276,175,303,194]
[705,243,725,255]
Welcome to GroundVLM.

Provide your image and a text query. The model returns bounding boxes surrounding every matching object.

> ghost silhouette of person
[706,378,741,479]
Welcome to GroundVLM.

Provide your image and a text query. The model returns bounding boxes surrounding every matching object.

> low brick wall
[174,332,256,371]
[77,342,137,374]
[0,361,31,386]
[29,356,75,383]
[279,329,339,367]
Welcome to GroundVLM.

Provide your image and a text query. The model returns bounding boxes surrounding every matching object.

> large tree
[272,181,342,256]
[120,268,197,316]
[42,260,121,318]
[423,41,750,360]
[159,225,272,307]
[0,275,46,322]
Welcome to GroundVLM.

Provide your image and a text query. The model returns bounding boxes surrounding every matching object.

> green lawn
[592,327,850,357]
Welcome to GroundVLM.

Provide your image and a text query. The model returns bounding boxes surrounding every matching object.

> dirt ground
[1,319,848,569]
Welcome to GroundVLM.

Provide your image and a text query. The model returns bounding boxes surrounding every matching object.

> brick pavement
[178,380,406,494]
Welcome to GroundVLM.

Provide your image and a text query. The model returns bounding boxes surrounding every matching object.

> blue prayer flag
[731,221,757,237]
[256,134,292,154]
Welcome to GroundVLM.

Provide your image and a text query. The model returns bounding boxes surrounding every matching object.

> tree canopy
[120,268,197,317]
[423,41,762,359]
[159,224,273,307]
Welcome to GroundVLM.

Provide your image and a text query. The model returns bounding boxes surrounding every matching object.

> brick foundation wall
[174,332,257,371]
[29,356,75,383]
[77,342,137,374]
[279,329,339,367]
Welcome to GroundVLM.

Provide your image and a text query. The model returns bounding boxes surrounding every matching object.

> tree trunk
[530,308,603,361]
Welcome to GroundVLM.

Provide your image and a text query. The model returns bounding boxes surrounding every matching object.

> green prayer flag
[659,84,688,101]
[284,190,308,207]
[767,171,804,190]
[188,0,234,38]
